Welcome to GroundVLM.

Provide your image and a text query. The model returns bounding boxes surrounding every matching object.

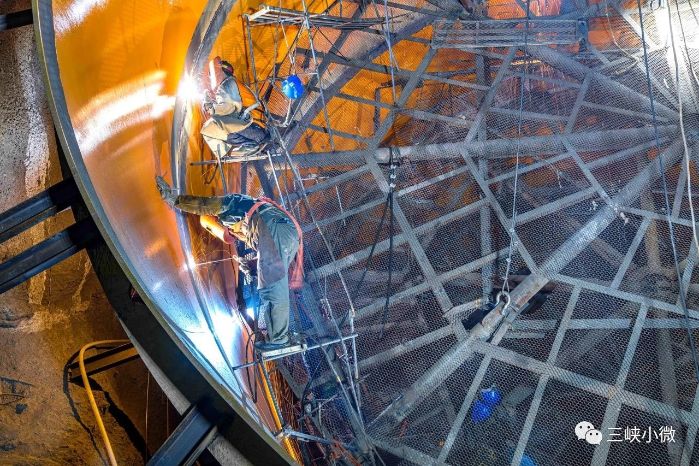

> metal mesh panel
[234,0,699,463]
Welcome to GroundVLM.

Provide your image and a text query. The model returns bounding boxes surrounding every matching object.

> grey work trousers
[256,209,300,344]
[170,193,299,343]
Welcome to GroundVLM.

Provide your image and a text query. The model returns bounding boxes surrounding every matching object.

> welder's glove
[234,255,257,279]
[202,90,215,115]
[155,176,177,208]
[238,260,252,278]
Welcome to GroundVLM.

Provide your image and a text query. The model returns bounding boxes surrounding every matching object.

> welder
[156,176,303,352]
[201,59,269,158]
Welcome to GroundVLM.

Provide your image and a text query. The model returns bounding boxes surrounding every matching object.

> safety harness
[244,197,304,290]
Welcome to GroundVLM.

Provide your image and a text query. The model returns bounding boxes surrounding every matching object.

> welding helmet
[220,60,234,77]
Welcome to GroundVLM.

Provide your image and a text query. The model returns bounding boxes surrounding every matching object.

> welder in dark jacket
[156,176,302,351]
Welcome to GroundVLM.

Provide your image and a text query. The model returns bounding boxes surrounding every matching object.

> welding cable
[636,0,699,382]
[77,340,130,466]
[336,192,391,330]
[244,331,260,403]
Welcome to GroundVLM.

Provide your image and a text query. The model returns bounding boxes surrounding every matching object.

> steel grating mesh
[237,0,699,463]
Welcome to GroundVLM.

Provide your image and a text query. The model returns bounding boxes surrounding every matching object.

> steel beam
[147,402,221,466]
[470,339,699,428]
[371,48,438,146]
[488,106,569,123]
[436,357,492,463]
[357,247,508,322]
[515,186,597,224]
[302,165,477,233]
[283,165,371,204]
[581,101,671,123]
[372,437,440,464]
[586,138,670,170]
[465,47,517,142]
[610,217,651,289]
[0,9,33,31]
[460,159,540,273]
[556,274,699,320]
[511,288,581,465]
[620,205,699,230]
[68,343,139,383]
[369,140,685,432]
[312,199,488,278]
[525,44,677,120]
[565,73,589,135]
[362,168,454,311]
[290,125,678,167]
[0,177,80,244]
[307,123,367,143]
[357,46,454,311]
[488,152,572,184]
[509,71,582,89]
[0,218,101,295]
[282,13,435,151]
[491,140,685,340]
[358,325,455,371]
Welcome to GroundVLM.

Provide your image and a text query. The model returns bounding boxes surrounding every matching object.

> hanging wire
[674,0,699,87]
[360,0,400,339]
[666,0,699,255]
[603,0,641,63]
[300,0,337,151]
[246,7,364,412]
[501,0,532,294]
[242,3,406,460]
[636,0,699,383]
[378,151,396,338]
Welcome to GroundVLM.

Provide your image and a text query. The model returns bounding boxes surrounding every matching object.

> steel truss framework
[240,0,699,464]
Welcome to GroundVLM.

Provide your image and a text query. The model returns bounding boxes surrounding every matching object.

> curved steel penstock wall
[32,0,291,462]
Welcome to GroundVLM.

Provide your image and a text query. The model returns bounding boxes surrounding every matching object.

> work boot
[254,341,285,352]
[254,339,290,353]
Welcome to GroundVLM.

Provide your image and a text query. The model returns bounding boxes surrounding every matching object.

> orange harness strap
[244,197,304,290]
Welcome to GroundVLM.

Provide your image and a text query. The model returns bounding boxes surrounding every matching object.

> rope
[636,0,699,383]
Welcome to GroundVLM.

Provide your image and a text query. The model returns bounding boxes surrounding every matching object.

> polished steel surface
[33,0,291,460]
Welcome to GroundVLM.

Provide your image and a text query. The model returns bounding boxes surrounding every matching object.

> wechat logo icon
[575,421,602,445]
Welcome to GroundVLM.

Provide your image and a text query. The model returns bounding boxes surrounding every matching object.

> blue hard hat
[470,400,493,423]
[480,387,502,407]
[282,75,304,99]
